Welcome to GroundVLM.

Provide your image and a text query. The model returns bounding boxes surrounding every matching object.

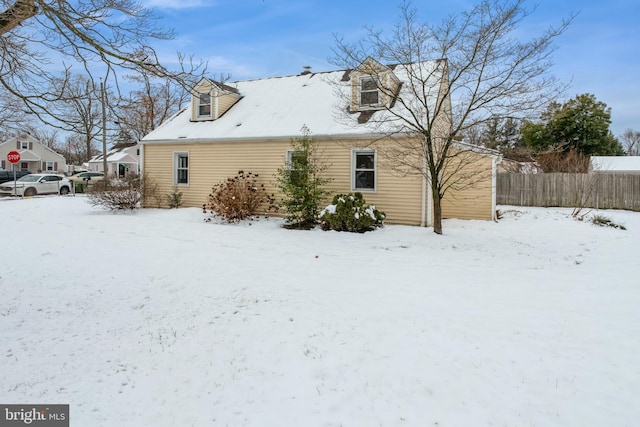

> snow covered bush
[320,192,385,232]
[203,171,276,222]
[87,174,146,210]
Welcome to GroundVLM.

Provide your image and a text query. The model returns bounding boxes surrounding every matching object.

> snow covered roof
[591,156,640,172]
[142,61,446,143]
[89,143,139,163]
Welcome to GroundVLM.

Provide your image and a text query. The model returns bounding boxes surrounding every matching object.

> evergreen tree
[523,94,625,156]
[481,116,524,151]
[276,126,331,229]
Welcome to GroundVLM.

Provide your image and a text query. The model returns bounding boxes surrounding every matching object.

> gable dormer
[349,57,401,113]
[191,78,242,122]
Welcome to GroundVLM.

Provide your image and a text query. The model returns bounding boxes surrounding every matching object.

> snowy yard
[0,196,638,426]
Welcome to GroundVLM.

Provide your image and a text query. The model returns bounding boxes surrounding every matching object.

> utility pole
[101,80,108,179]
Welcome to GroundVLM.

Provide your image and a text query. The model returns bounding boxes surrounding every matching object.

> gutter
[140,132,417,145]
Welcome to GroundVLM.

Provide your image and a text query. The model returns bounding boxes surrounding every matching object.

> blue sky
[144,0,639,136]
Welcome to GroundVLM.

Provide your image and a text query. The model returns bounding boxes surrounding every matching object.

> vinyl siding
[143,138,425,225]
[217,93,239,117]
[441,154,495,220]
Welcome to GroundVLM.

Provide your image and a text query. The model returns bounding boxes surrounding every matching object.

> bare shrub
[140,175,163,208]
[536,147,590,173]
[203,171,276,222]
[87,175,144,210]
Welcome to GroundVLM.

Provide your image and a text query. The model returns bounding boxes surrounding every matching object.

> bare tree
[60,133,91,166]
[23,124,60,148]
[332,0,571,234]
[115,70,188,142]
[0,0,204,126]
[620,129,640,156]
[0,90,26,138]
[45,74,106,162]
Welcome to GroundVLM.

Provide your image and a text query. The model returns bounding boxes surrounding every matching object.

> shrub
[203,171,276,222]
[320,192,385,232]
[589,214,626,230]
[275,126,331,229]
[87,175,143,210]
[165,187,183,209]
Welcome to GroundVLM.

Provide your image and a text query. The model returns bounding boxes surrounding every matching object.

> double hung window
[174,152,189,185]
[353,150,376,191]
[359,77,380,107]
[198,93,211,118]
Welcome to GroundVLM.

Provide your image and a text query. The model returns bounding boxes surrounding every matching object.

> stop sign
[7,151,20,164]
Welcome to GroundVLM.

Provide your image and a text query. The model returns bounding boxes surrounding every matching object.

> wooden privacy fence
[497,173,640,211]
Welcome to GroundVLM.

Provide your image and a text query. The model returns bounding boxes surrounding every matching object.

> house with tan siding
[141,58,499,226]
[0,134,67,174]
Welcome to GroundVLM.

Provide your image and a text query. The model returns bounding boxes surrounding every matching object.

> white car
[0,173,72,197]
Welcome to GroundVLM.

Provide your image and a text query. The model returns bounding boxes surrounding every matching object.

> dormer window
[360,77,380,107]
[350,58,401,114]
[190,77,242,122]
[198,93,211,118]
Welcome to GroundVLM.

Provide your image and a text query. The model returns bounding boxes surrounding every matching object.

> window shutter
[29,142,33,150]
[42,161,46,170]
[54,162,58,171]
[1,160,5,169]
[16,141,20,149]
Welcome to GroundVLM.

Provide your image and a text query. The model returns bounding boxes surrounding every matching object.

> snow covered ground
[1,196,638,426]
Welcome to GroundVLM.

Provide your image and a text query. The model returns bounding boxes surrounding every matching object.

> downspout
[427,168,433,227]
[139,144,144,176]
[421,153,427,227]
[491,155,500,220]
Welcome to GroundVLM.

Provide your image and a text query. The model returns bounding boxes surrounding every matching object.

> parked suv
[0,173,71,196]
[0,170,31,184]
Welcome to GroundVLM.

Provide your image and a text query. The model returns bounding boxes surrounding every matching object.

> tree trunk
[85,137,92,163]
[432,187,443,235]
[0,0,37,35]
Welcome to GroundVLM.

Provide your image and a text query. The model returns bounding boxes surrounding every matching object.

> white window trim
[358,76,382,110]
[173,152,189,186]
[196,92,212,120]
[286,149,306,168]
[285,150,296,166]
[20,141,29,149]
[46,161,55,171]
[351,149,377,192]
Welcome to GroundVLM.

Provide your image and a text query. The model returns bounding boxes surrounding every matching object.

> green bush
[165,187,183,209]
[320,192,385,232]
[203,171,276,222]
[275,126,331,229]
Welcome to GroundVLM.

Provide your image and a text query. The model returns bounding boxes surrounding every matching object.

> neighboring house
[0,134,67,174]
[590,156,640,174]
[87,142,141,177]
[141,58,500,226]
